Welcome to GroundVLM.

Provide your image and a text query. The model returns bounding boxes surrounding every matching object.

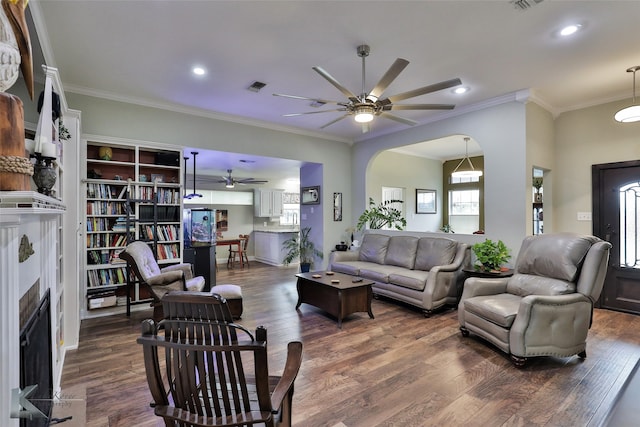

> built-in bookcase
[82,140,183,318]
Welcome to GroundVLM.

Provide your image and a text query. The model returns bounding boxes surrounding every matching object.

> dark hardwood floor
[57,262,640,426]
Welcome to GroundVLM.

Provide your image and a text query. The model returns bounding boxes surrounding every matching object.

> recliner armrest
[460,277,509,299]
[161,263,194,280]
[146,270,184,286]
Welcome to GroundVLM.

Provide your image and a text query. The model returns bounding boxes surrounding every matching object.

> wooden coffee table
[295,271,374,328]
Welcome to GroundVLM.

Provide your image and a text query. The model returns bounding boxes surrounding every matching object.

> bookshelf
[82,140,183,317]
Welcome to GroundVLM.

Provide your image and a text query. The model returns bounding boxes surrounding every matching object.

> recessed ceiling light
[560,24,581,37]
[453,86,469,95]
[192,66,206,76]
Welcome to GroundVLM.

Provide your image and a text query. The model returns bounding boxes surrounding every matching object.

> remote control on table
[352,277,363,283]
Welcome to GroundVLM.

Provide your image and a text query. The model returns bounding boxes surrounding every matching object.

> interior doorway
[593,160,640,314]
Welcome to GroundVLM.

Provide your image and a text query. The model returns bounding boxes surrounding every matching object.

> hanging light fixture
[451,137,482,178]
[615,66,640,123]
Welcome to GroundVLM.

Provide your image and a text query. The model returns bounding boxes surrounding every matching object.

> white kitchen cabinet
[254,189,284,217]
[254,230,298,266]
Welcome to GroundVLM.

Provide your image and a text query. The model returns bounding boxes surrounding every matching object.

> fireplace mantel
[0,191,65,425]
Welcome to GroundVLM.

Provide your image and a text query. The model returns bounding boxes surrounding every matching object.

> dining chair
[228,234,250,269]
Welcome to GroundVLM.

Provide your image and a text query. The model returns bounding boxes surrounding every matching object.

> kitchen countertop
[253,228,299,233]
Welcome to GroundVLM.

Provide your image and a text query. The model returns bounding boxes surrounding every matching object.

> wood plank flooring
[56,262,640,427]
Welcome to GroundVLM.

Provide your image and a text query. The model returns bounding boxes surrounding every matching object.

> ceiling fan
[197,169,268,189]
[274,44,462,131]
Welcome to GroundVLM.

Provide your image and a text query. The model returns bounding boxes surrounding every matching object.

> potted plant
[356,198,407,231]
[472,239,511,272]
[282,227,323,272]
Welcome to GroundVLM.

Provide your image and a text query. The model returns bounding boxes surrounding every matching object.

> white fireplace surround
[0,191,65,425]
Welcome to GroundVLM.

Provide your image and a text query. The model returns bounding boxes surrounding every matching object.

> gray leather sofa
[329,233,470,316]
[458,232,611,366]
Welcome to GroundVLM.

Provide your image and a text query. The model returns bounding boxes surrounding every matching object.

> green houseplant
[282,227,323,272]
[357,198,407,231]
[472,239,511,272]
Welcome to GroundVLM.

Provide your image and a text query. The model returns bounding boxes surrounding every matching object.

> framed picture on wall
[301,186,320,205]
[416,189,436,214]
[333,192,342,221]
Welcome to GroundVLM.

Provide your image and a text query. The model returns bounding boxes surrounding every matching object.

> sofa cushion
[414,237,458,271]
[516,233,596,282]
[463,294,522,328]
[359,263,393,283]
[384,236,419,269]
[507,274,576,297]
[388,269,430,291]
[330,261,362,276]
[359,234,390,264]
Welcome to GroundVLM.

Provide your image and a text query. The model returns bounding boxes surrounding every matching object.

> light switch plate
[577,212,592,221]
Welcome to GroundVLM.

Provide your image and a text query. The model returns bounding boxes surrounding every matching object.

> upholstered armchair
[120,241,205,308]
[458,233,611,366]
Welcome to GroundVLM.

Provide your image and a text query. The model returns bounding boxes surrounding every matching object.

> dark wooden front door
[593,160,640,315]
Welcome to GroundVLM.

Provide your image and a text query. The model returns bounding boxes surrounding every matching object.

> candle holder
[31,153,57,196]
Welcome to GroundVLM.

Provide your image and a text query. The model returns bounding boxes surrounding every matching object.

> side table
[463,268,514,279]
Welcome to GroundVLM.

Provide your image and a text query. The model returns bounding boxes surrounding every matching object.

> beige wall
[369,150,443,232]
[554,98,640,235]
[526,102,555,234]
[66,92,354,267]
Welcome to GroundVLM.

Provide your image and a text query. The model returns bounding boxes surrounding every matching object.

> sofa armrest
[430,243,469,273]
[329,250,359,265]
[161,263,194,280]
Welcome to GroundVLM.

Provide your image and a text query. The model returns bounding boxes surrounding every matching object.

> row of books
[139,224,179,242]
[87,183,127,200]
[111,217,135,232]
[154,188,181,204]
[86,201,128,215]
[86,267,127,287]
[87,249,125,265]
[157,243,180,260]
[87,233,128,248]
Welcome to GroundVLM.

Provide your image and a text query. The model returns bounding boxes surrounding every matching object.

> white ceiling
[28,0,640,184]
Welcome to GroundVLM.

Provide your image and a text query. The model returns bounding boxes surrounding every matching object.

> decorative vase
[99,146,112,161]
[32,158,57,196]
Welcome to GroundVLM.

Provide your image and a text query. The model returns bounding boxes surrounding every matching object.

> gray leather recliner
[458,232,611,366]
[120,241,205,305]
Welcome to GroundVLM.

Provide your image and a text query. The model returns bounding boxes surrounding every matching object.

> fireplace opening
[19,289,52,427]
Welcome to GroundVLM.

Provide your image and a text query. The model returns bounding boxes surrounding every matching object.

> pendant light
[184,151,202,199]
[451,137,482,178]
[614,66,640,123]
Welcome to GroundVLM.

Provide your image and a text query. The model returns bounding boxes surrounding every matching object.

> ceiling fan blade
[385,78,462,103]
[379,112,418,126]
[273,93,344,105]
[236,179,268,184]
[367,58,410,101]
[283,108,347,117]
[319,114,351,129]
[312,66,359,102]
[387,104,455,111]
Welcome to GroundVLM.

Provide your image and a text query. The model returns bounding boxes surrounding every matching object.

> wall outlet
[577,212,592,221]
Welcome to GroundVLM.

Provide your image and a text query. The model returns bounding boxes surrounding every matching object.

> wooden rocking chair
[138,317,303,427]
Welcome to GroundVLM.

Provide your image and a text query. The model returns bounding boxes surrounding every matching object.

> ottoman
[211,284,243,319]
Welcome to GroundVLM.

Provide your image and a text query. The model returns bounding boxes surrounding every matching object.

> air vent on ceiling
[510,0,544,10]
[247,81,267,92]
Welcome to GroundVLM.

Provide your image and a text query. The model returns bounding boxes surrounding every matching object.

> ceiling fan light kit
[615,66,640,123]
[354,105,375,123]
[274,44,462,131]
[451,137,483,178]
